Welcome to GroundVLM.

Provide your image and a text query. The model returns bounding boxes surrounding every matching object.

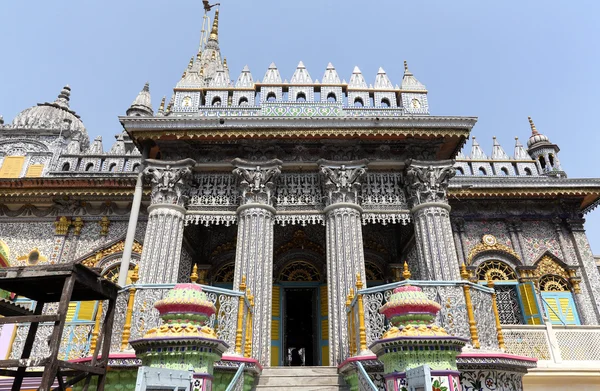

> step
[257,374,342,386]
[255,367,349,390]
[254,386,350,391]
[260,366,339,377]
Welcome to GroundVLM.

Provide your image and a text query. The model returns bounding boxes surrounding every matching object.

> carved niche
[404,159,455,207]
[318,159,367,205]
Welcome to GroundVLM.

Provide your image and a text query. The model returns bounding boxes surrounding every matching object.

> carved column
[507,218,526,262]
[566,218,600,323]
[452,218,467,265]
[405,160,460,281]
[318,159,368,364]
[137,159,195,284]
[232,159,282,366]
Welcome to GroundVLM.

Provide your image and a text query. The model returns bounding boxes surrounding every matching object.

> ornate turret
[370,285,467,391]
[491,137,509,160]
[401,61,429,114]
[526,116,565,177]
[126,83,153,117]
[130,283,227,390]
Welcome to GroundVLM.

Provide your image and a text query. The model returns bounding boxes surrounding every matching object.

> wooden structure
[0,263,119,391]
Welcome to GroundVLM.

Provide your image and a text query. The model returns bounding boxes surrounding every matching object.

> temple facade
[1,7,600,391]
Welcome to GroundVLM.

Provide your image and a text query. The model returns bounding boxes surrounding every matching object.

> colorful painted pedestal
[370,285,467,391]
[130,283,228,391]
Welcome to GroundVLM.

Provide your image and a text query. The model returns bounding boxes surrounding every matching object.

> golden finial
[209,9,219,41]
[188,57,194,69]
[346,293,352,307]
[460,263,470,281]
[240,275,247,291]
[528,116,539,135]
[190,264,199,283]
[349,288,355,300]
[197,51,202,60]
[402,261,411,280]
[158,96,166,113]
[249,293,255,307]
[181,70,187,79]
[355,273,364,290]
[131,265,139,284]
[223,57,228,68]
[211,51,216,60]
[487,277,495,289]
[199,67,204,76]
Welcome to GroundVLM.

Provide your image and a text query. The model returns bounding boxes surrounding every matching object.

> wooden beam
[0,314,59,325]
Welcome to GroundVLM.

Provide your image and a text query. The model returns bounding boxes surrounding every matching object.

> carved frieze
[405,159,455,207]
[143,158,195,206]
[232,158,282,205]
[318,159,367,205]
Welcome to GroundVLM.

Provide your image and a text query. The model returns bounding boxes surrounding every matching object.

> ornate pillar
[232,158,282,366]
[137,159,195,284]
[318,159,368,364]
[405,160,460,281]
[566,218,600,323]
[452,218,467,265]
[507,218,526,262]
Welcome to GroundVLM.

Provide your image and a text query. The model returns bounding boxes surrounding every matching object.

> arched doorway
[272,260,325,367]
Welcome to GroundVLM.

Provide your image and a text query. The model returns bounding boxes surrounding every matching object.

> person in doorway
[290,348,303,366]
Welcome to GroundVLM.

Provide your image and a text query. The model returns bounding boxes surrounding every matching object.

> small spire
[158,96,166,114]
[403,60,412,75]
[402,261,411,280]
[142,82,149,92]
[196,51,202,60]
[223,57,228,68]
[190,264,199,283]
[470,136,487,159]
[528,116,538,135]
[491,136,509,160]
[209,9,219,41]
[0,115,4,125]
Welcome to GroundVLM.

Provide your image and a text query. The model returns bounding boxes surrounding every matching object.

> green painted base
[138,349,220,373]
[212,368,255,391]
[343,372,359,391]
[380,349,459,374]
[71,368,137,391]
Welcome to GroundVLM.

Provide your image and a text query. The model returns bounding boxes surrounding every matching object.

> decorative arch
[103,263,138,285]
[78,238,143,272]
[275,230,324,258]
[365,261,385,282]
[539,274,570,292]
[532,253,571,280]
[467,234,521,266]
[278,260,321,282]
[476,260,518,281]
[213,262,235,283]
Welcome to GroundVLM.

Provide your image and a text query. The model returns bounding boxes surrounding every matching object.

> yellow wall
[524,371,600,391]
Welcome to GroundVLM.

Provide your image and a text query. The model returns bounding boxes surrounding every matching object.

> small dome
[11,85,89,149]
[527,116,549,148]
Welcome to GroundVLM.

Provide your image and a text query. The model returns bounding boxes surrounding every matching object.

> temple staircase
[254,367,350,390]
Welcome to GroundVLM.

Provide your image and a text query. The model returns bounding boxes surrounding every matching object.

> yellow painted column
[461,264,480,349]
[487,279,506,350]
[235,276,247,355]
[356,274,368,353]
[348,288,356,356]
[121,265,139,350]
[244,294,254,358]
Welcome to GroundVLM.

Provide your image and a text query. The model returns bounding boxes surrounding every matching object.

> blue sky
[1,0,600,251]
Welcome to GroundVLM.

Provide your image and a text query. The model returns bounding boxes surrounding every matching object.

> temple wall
[0,221,56,266]
[519,221,563,264]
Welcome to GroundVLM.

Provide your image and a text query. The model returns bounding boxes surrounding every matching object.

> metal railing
[346,279,501,358]
[503,323,600,364]
[8,279,255,362]
[356,361,379,391]
[224,363,246,391]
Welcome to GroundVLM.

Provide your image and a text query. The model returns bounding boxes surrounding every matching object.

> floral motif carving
[144,158,195,206]
[467,235,521,265]
[405,160,455,206]
[79,240,143,268]
[318,159,367,205]
[533,255,569,280]
[232,158,282,205]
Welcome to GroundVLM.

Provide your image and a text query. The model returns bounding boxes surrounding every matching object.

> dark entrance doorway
[284,288,317,366]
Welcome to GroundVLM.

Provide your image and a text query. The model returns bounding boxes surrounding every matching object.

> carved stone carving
[143,159,195,206]
[318,159,367,205]
[405,159,455,206]
[232,158,282,205]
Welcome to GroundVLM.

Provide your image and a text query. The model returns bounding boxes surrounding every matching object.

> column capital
[404,159,455,208]
[318,159,367,206]
[232,158,282,206]
[143,158,195,207]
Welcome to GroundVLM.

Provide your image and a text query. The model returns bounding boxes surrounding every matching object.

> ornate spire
[513,137,530,160]
[322,63,341,84]
[158,96,166,115]
[491,136,509,160]
[401,60,426,91]
[209,64,229,87]
[235,65,254,88]
[88,136,103,154]
[54,85,72,109]
[528,116,538,135]
[126,82,153,117]
[109,133,126,155]
[374,67,393,89]
[470,136,487,159]
[209,9,219,41]
[349,66,367,89]
[263,62,282,84]
[290,61,313,84]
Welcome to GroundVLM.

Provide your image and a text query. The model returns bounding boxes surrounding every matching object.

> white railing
[503,323,600,366]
